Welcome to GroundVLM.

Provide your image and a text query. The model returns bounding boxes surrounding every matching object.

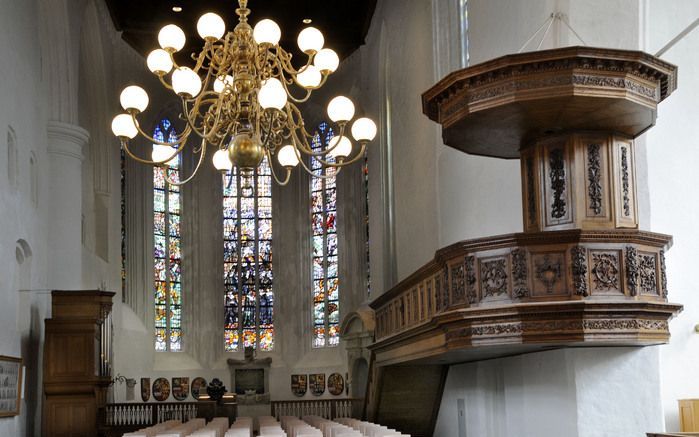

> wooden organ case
[43,290,115,437]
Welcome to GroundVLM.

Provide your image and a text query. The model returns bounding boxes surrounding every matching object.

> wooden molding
[422,46,677,158]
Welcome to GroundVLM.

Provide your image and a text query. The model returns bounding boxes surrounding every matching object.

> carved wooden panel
[543,141,574,228]
[521,149,540,232]
[589,250,623,295]
[45,397,95,437]
[531,251,567,296]
[448,258,467,307]
[511,249,530,298]
[478,256,510,301]
[613,139,638,228]
[578,134,613,227]
[638,251,660,296]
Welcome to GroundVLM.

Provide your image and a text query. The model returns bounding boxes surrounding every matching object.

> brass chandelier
[111,0,377,186]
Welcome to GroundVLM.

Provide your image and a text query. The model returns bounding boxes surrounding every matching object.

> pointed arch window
[153,118,182,352]
[223,159,274,352]
[311,122,340,348]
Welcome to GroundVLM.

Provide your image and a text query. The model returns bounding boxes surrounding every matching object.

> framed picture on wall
[172,377,190,401]
[328,373,344,396]
[309,373,325,396]
[191,377,207,400]
[141,378,151,402]
[0,355,23,417]
[291,374,307,397]
[152,378,170,402]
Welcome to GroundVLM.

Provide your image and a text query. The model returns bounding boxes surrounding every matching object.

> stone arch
[351,356,369,399]
[340,305,375,407]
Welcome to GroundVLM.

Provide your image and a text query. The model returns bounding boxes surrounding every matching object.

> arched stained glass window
[153,118,182,352]
[223,159,274,352]
[311,122,340,348]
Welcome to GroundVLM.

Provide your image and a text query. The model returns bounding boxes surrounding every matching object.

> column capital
[47,121,90,161]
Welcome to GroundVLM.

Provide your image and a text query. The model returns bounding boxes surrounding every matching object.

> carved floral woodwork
[367,48,682,366]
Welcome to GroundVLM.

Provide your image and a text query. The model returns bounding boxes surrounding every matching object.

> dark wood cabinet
[43,290,114,437]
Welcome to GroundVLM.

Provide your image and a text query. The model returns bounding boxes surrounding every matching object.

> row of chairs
[335,417,409,437]
[303,415,361,437]
[122,417,231,437]
[281,416,322,437]
[225,416,253,437]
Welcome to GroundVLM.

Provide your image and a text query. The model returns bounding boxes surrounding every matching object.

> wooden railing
[271,398,362,421]
[368,229,681,365]
[98,401,236,437]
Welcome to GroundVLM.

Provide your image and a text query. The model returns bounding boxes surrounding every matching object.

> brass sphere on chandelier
[229,133,265,171]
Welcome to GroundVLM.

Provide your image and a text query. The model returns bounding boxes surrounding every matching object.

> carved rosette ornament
[625,246,639,296]
[511,249,529,298]
[571,246,588,297]
[480,258,508,297]
[591,253,620,291]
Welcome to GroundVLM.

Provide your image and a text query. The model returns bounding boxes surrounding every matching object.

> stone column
[46,121,89,290]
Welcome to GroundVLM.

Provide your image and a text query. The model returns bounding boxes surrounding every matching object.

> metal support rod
[656,17,699,57]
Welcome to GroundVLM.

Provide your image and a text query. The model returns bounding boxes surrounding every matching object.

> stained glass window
[153,118,182,352]
[311,122,340,348]
[223,159,274,352]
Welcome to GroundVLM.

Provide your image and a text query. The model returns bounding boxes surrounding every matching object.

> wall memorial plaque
[141,377,151,402]
[172,377,189,401]
[328,373,344,396]
[152,378,170,401]
[191,377,207,400]
[291,374,307,397]
[309,373,325,396]
[0,356,22,417]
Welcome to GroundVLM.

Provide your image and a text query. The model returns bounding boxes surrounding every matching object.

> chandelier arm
[284,116,342,180]
[164,137,207,186]
[181,97,219,141]
[158,74,175,91]
[279,77,314,104]
[120,138,187,166]
[168,51,182,71]
[265,149,292,186]
[321,142,368,168]
[284,104,318,155]
[276,47,315,76]
[255,45,275,75]
[192,43,213,75]
[292,145,342,180]
[130,113,192,145]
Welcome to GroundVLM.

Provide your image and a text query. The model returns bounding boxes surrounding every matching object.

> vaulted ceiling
[105,0,377,65]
